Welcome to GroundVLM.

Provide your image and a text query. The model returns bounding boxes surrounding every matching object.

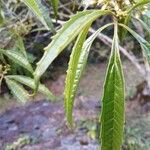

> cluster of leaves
[0,0,57,102]
[1,0,150,149]
[32,0,150,149]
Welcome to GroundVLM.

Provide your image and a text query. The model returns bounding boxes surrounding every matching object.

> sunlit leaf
[100,23,125,150]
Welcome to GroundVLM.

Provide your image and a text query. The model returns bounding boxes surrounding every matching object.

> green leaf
[51,0,59,18]
[134,17,150,35]
[5,78,29,103]
[135,0,150,7]
[64,23,113,127]
[100,23,125,150]
[128,0,150,12]
[34,10,111,86]
[118,15,131,42]
[0,7,4,26]
[15,36,27,58]
[119,24,150,60]
[64,25,90,127]
[6,75,56,101]
[0,49,33,73]
[22,0,55,32]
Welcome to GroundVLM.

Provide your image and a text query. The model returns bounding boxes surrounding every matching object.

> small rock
[87,143,99,150]
[8,123,18,131]
[61,134,76,146]
[19,115,48,132]
[28,129,41,142]
[42,128,57,141]
[78,136,89,146]
[2,130,18,143]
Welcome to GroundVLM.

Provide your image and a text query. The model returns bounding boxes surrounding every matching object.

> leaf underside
[100,23,125,150]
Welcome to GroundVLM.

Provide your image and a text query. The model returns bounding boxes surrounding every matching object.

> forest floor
[0,61,150,150]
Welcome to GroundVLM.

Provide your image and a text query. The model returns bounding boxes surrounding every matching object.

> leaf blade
[0,49,33,73]
[15,36,27,58]
[5,78,29,103]
[64,23,113,127]
[6,75,56,101]
[34,10,110,80]
[100,23,125,150]
[22,0,54,31]
[134,17,150,35]
[64,24,90,127]
[119,23,150,61]
[128,0,150,12]
[51,0,59,18]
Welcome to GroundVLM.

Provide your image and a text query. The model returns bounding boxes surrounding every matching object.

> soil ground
[0,61,149,150]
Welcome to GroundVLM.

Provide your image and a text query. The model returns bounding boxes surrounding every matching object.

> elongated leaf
[5,78,29,103]
[64,25,90,127]
[51,0,59,17]
[119,24,150,59]
[128,0,150,12]
[100,23,125,150]
[134,17,150,35]
[135,0,150,7]
[15,36,27,58]
[64,23,113,127]
[0,7,4,26]
[34,10,111,84]
[118,15,131,42]
[22,0,54,32]
[0,49,33,73]
[6,75,56,101]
